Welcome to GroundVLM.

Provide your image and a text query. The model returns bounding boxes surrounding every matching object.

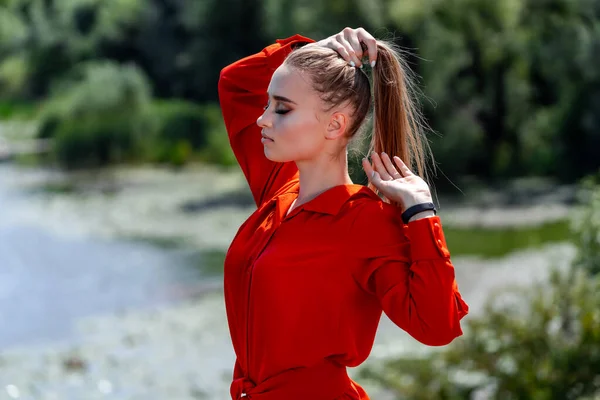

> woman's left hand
[362,152,433,211]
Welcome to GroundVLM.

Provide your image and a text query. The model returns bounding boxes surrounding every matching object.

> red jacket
[218,34,469,400]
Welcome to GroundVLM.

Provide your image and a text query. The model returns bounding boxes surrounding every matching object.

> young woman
[218,27,469,400]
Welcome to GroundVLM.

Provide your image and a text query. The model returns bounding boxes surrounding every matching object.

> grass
[444,219,573,258]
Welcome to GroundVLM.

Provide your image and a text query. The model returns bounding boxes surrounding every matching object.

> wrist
[408,210,436,222]
[401,202,437,224]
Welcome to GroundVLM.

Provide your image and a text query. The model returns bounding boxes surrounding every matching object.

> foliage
[393,0,600,183]
[196,103,236,166]
[360,267,600,399]
[0,0,599,179]
[52,114,142,169]
[571,173,600,275]
[359,180,600,399]
[146,100,234,167]
[151,100,208,150]
[36,61,153,168]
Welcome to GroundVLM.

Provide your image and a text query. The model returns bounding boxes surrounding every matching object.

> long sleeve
[351,201,469,346]
[218,34,315,207]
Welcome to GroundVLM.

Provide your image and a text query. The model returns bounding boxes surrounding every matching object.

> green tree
[388,0,600,184]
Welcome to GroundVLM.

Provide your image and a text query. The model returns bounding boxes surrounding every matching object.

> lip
[261,132,274,142]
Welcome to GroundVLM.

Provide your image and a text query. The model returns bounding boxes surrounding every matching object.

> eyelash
[263,104,290,115]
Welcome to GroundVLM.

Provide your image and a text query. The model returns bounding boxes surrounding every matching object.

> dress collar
[277,180,377,217]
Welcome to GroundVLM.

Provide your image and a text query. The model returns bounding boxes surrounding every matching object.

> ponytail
[369,41,433,203]
[284,38,433,204]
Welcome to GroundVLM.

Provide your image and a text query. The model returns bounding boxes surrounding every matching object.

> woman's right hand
[314,27,378,69]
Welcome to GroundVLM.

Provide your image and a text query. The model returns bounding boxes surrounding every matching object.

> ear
[325,112,348,140]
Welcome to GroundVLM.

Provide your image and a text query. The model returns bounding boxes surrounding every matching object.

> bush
[53,115,142,169]
[359,267,600,400]
[571,174,600,276]
[36,61,153,168]
[359,181,600,400]
[46,60,152,118]
[197,103,236,166]
[151,100,207,149]
[148,101,235,167]
[0,56,29,99]
[0,100,37,120]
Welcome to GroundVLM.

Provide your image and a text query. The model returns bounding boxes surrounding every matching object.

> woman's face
[256,65,332,163]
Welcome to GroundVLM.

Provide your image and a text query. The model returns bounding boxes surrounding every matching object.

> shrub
[46,60,152,118]
[53,115,142,169]
[197,103,236,166]
[359,267,600,400]
[571,174,600,276]
[151,100,207,148]
[36,61,153,168]
[149,101,235,167]
[0,56,29,100]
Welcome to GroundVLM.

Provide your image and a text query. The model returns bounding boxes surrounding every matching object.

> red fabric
[218,35,469,400]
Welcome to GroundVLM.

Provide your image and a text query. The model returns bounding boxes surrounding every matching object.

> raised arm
[218,35,314,207]
[351,201,469,346]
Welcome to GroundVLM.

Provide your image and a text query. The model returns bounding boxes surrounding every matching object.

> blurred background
[0,0,599,399]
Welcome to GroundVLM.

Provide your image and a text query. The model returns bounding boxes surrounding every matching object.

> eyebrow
[268,94,297,105]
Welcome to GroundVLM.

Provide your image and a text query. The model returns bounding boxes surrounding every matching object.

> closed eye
[264,102,290,115]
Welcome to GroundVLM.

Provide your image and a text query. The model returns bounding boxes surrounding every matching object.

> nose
[256,110,271,129]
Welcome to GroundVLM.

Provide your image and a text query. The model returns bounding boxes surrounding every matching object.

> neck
[294,149,354,205]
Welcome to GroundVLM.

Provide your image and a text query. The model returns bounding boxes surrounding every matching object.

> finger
[393,156,414,177]
[329,40,353,64]
[371,152,392,180]
[343,28,364,67]
[356,28,378,67]
[335,33,361,67]
[381,152,402,179]
[362,157,383,186]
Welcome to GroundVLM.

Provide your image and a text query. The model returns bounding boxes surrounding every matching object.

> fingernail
[371,171,377,179]
[381,152,387,156]
[371,60,376,68]
[350,61,356,67]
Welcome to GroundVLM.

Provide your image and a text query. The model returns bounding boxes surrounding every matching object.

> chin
[263,148,280,162]
[263,148,294,163]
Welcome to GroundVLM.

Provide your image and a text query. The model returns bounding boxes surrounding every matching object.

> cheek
[285,122,322,159]
[280,114,322,149]
[265,112,324,162]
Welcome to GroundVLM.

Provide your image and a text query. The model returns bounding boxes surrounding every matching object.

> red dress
[218,34,469,400]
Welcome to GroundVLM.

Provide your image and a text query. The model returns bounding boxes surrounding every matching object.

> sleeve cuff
[264,34,315,70]
[407,216,451,260]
